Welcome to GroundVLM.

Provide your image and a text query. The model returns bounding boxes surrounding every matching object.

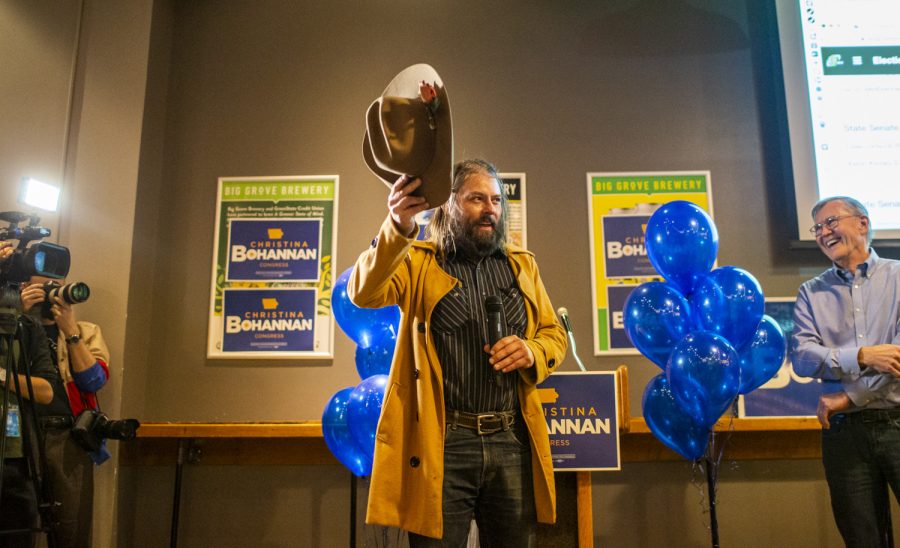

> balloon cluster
[322,267,399,476]
[624,201,785,461]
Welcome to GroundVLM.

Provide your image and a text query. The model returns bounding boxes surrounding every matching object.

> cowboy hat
[363,64,453,207]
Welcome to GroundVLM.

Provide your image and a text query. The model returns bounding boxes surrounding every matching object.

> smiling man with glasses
[791,196,900,548]
[809,214,863,237]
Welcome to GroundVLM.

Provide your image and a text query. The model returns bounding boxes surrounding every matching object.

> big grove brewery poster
[207,176,338,359]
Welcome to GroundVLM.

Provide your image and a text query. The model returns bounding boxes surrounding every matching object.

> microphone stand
[558,310,587,372]
[566,329,587,372]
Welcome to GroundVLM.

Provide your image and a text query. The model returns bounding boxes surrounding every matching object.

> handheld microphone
[485,295,506,385]
[557,306,587,372]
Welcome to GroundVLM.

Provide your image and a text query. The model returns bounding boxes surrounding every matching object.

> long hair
[425,159,509,259]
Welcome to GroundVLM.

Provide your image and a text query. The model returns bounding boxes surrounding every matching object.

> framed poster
[587,172,713,356]
[501,173,527,249]
[207,176,338,359]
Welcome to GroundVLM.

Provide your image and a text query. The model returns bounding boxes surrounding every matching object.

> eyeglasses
[809,214,861,235]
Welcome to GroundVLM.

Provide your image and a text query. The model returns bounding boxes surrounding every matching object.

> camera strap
[5,340,20,439]
[0,337,24,458]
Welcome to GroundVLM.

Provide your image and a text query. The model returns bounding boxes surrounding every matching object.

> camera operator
[0,242,68,548]
[19,268,109,548]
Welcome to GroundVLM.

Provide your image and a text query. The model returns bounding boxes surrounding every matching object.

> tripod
[0,308,59,548]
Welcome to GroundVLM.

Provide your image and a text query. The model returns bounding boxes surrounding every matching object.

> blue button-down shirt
[791,249,900,408]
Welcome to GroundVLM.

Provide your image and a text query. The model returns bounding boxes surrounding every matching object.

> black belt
[838,408,900,424]
[39,415,74,430]
[447,409,516,435]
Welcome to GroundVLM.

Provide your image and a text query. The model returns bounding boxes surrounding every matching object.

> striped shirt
[432,250,527,413]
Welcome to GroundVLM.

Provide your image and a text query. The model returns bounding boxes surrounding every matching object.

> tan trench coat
[348,216,567,539]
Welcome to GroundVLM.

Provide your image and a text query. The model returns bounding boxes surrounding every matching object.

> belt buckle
[476,414,501,435]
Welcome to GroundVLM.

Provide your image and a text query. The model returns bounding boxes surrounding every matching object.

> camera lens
[47,282,91,304]
[98,417,140,441]
[62,282,90,304]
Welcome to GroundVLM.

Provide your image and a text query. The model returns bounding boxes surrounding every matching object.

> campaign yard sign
[226,218,322,282]
[222,288,317,353]
[540,371,620,471]
[739,298,841,417]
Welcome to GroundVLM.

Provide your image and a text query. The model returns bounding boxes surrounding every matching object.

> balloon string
[720,398,739,472]
[690,459,710,526]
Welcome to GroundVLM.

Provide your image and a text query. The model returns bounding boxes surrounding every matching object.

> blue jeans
[822,410,900,548]
[408,421,536,548]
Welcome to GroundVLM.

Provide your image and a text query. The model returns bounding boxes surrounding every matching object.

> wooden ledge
[135,421,323,438]
[623,417,822,462]
[134,417,819,439]
[122,417,824,466]
[627,416,821,434]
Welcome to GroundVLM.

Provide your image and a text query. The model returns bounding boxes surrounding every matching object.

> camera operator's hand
[50,295,79,337]
[20,282,46,313]
[0,240,13,261]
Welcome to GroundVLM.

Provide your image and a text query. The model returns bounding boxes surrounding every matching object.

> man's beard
[450,213,504,258]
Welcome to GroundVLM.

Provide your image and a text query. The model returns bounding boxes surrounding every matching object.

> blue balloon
[347,374,389,459]
[643,374,710,461]
[332,267,400,348]
[738,315,786,394]
[322,388,372,477]
[623,281,693,369]
[355,326,396,379]
[666,331,740,428]
[690,266,765,350]
[645,201,718,296]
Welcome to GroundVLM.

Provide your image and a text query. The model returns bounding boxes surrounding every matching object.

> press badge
[6,404,21,438]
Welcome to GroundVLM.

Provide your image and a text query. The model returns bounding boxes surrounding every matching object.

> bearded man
[349,159,566,547]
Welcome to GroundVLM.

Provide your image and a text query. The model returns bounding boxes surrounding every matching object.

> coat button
[409,456,420,468]
[548,359,556,368]
[417,322,426,333]
[413,368,419,379]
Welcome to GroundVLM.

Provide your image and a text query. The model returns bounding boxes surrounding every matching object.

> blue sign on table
[226,218,322,281]
[540,371,620,471]
[740,299,840,417]
[222,288,317,352]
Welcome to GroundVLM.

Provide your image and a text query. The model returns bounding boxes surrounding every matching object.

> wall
[0,0,80,238]
[6,0,897,546]
[125,1,822,424]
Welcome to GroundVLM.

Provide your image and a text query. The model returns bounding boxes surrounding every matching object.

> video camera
[0,211,70,284]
